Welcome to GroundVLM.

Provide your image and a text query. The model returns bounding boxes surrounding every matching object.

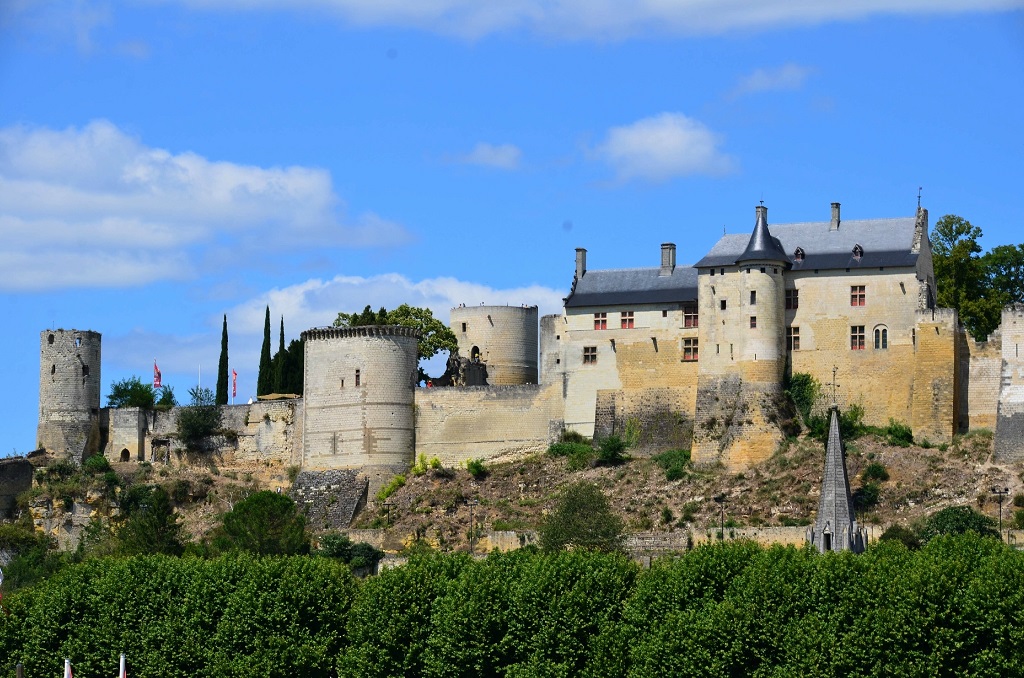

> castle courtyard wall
[995,305,1024,462]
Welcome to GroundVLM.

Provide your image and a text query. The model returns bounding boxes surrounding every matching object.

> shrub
[853,482,881,511]
[411,454,430,477]
[878,523,921,550]
[623,418,642,448]
[1014,509,1024,530]
[862,462,890,483]
[177,386,222,450]
[559,429,589,445]
[466,458,488,479]
[218,490,309,555]
[653,448,691,481]
[885,419,914,447]
[596,435,627,466]
[785,372,820,422]
[377,474,406,502]
[82,455,112,474]
[917,505,999,544]
[539,482,623,553]
[548,440,595,471]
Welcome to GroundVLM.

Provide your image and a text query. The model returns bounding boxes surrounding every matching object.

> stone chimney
[660,243,676,276]
[830,202,841,231]
[575,248,587,281]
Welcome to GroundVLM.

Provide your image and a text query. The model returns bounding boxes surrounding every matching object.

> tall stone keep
[300,325,420,476]
[994,304,1024,462]
[38,329,102,463]
[451,305,539,385]
[808,405,867,553]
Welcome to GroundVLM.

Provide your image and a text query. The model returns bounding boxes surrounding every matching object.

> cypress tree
[216,314,229,405]
[257,306,272,396]
[273,316,286,393]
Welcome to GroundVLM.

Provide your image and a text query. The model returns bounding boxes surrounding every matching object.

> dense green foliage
[217,491,309,556]
[3,537,1023,677]
[271,336,305,395]
[176,386,222,450]
[785,372,820,423]
[539,482,623,553]
[216,314,229,406]
[885,419,914,447]
[257,305,273,396]
[932,215,1023,340]
[316,533,384,570]
[916,505,999,544]
[114,485,184,557]
[596,434,627,465]
[106,376,157,409]
[653,448,691,481]
[334,304,459,364]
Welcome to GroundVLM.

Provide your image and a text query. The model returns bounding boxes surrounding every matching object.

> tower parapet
[37,329,102,463]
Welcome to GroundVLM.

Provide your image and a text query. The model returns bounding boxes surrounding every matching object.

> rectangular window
[461,322,467,332]
[720,299,727,311]
[750,290,757,305]
[620,311,634,329]
[355,369,361,387]
[683,338,698,362]
[851,285,866,307]
[750,316,757,329]
[785,289,799,310]
[662,310,668,318]
[787,327,800,351]
[683,303,698,328]
[710,268,715,276]
[851,325,865,350]
[583,346,597,364]
[594,312,607,330]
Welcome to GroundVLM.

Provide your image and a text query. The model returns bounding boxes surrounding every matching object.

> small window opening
[555,358,560,364]
[75,337,82,348]
[794,247,805,263]
[760,267,765,273]
[48,334,54,344]
[51,364,56,375]
[461,322,467,332]
[583,346,597,364]
[662,310,668,318]
[750,290,756,305]
[750,316,757,329]
[720,299,727,311]
[874,327,888,350]
[82,365,90,377]
[120,449,130,462]
[710,269,715,276]
[355,369,361,386]
[852,244,864,259]
[720,268,725,275]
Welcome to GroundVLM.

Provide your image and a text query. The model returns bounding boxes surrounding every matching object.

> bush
[917,505,999,544]
[466,458,488,479]
[862,462,890,483]
[82,455,111,474]
[539,482,623,553]
[885,419,914,447]
[653,448,691,481]
[596,435,627,466]
[559,429,589,445]
[177,385,222,450]
[853,482,881,511]
[548,440,595,471]
[377,474,406,502]
[218,490,309,555]
[785,372,820,422]
[878,523,921,550]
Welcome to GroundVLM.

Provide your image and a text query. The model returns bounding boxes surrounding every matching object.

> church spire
[808,405,867,553]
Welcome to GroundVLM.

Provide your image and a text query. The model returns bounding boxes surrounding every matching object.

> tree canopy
[333,304,458,361]
[218,490,309,556]
[107,376,157,409]
[539,481,624,553]
[932,214,1023,340]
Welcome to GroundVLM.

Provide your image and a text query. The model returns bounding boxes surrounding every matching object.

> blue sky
[1,1,1022,455]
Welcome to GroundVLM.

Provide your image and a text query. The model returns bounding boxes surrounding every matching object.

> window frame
[594,312,607,330]
[683,338,698,362]
[583,346,598,364]
[851,285,866,307]
[785,289,799,310]
[787,327,800,351]
[851,325,866,350]
[620,311,634,329]
[683,303,698,328]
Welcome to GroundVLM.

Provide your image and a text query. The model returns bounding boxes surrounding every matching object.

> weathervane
[826,365,841,406]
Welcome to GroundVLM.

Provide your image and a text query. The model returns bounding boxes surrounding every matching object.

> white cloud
[456,142,522,170]
[594,113,734,183]
[0,120,411,291]
[729,62,814,98]
[160,0,1023,40]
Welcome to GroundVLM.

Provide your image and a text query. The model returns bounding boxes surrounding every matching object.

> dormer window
[794,247,805,263]
[852,244,864,260]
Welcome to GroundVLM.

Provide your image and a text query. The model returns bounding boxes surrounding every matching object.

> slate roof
[564,265,698,308]
[695,217,919,271]
[737,208,790,265]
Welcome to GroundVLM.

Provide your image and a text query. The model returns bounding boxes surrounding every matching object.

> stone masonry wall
[414,383,564,466]
[594,387,693,451]
[995,305,1024,462]
[911,308,958,444]
[960,329,1001,432]
[37,329,102,462]
[291,469,367,530]
[451,305,539,385]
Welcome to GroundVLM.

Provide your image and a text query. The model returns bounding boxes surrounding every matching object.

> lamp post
[713,494,726,541]
[467,499,479,555]
[992,486,1010,540]
[383,501,394,528]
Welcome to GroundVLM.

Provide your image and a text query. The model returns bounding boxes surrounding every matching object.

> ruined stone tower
[692,205,789,468]
[300,325,420,481]
[451,305,539,385]
[37,329,102,463]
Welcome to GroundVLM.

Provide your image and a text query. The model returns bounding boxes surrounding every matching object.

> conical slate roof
[808,406,866,553]
[736,205,790,264]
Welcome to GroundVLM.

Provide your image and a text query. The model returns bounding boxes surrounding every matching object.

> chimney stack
[575,248,587,281]
[660,243,676,276]
[756,204,768,224]
[830,202,841,231]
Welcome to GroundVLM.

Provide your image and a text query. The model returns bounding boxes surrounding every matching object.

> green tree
[983,243,1024,304]
[273,315,286,393]
[219,490,309,555]
[106,376,156,409]
[916,505,999,544]
[176,385,222,450]
[257,305,272,396]
[156,384,177,409]
[333,304,458,362]
[932,214,1003,340]
[216,314,229,406]
[115,485,183,556]
[539,481,624,553]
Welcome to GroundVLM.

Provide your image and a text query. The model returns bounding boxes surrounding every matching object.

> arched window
[874,325,888,350]
[852,244,864,260]
[120,449,130,462]
[794,247,805,263]
[471,346,481,362]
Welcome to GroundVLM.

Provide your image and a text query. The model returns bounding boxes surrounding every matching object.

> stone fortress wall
[33,203,1024,524]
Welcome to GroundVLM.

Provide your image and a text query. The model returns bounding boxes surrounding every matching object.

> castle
[36,202,1024,521]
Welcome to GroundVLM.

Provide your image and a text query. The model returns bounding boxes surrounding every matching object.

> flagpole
[119,653,126,678]
[63,658,71,678]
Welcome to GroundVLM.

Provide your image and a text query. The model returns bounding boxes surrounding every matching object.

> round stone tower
[38,329,102,463]
[300,325,420,474]
[450,305,539,385]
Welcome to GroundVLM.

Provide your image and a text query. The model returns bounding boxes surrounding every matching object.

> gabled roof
[695,217,919,271]
[564,265,698,308]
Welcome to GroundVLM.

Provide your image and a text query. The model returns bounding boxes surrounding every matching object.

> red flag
[153,360,162,389]
[232,369,237,398]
